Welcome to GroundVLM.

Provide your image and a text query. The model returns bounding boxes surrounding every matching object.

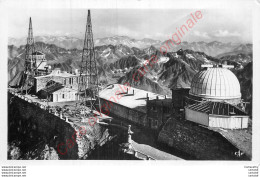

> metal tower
[78,10,101,115]
[22,17,36,94]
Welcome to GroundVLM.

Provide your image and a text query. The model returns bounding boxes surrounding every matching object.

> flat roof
[185,101,248,116]
[171,87,191,90]
[99,84,168,113]
[41,82,64,94]
[33,51,44,55]
[35,69,76,79]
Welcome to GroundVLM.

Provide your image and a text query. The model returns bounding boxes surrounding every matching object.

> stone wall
[100,98,146,126]
[8,92,108,160]
[158,118,250,160]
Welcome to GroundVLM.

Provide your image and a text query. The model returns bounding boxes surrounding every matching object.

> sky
[7,8,252,43]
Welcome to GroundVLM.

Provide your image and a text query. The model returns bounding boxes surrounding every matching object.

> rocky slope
[159,41,252,57]
[8,41,253,101]
[233,62,252,103]
[219,53,252,68]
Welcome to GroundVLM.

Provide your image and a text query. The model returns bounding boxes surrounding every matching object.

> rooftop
[171,87,191,90]
[32,51,44,55]
[186,101,247,116]
[35,68,76,79]
[41,82,64,94]
[99,84,169,113]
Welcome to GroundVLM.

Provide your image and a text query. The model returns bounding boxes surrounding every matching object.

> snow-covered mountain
[95,36,161,49]
[9,36,84,50]
[9,35,252,57]
[159,40,252,57]
[8,35,162,50]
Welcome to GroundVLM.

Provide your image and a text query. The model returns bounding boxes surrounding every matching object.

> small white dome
[190,67,241,100]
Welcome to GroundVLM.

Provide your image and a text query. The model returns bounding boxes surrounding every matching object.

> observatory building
[176,64,249,129]
[189,65,241,104]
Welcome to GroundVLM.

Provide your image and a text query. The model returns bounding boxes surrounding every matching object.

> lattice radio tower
[21,17,37,95]
[78,10,101,115]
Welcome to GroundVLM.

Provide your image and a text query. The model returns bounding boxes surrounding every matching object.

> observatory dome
[189,67,241,100]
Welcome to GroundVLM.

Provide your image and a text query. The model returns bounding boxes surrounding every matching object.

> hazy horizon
[8,9,252,43]
[8,35,253,45]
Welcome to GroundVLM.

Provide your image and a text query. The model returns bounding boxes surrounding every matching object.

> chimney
[165,95,167,99]
[147,93,149,100]
[133,89,134,95]
[156,96,159,100]
[127,88,128,94]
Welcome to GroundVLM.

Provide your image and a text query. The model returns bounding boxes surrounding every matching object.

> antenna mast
[78,10,101,115]
[22,17,36,94]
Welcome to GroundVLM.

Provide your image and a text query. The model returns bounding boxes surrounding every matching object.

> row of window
[149,105,171,113]
[60,93,75,99]
[64,78,74,85]
[63,76,89,85]
[148,118,158,128]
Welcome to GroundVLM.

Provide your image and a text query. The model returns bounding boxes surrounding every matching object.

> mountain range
[9,35,252,57]
[8,39,252,103]
[8,36,161,51]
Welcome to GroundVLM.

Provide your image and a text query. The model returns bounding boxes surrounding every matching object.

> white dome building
[184,65,248,129]
[189,66,241,104]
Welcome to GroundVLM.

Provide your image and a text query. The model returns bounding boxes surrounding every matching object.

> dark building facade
[146,98,173,130]
[99,84,168,128]
[171,87,190,111]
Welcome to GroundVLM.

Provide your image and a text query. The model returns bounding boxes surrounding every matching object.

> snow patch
[158,57,169,63]
[186,54,194,59]
[173,53,179,58]
[203,57,210,63]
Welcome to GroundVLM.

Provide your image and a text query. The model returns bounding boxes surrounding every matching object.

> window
[152,120,158,128]
[152,106,157,112]
[62,94,65,99]
[163,106,170,113]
